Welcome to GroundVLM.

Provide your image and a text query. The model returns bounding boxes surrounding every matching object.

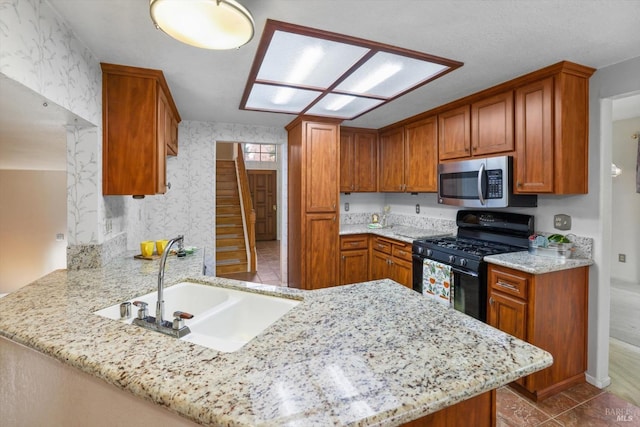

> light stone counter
[0,252,552,426]
[339,224,452,244]
[485,251,594,274]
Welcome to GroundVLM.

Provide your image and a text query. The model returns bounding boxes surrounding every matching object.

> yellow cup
[140,241,155,257]
[156,239,169,255]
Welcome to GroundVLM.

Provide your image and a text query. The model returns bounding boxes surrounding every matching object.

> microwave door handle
[477,163,486,205]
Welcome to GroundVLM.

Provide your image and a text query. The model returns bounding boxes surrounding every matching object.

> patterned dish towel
[422,259,453,306]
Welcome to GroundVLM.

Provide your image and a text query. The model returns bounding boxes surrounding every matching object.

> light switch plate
[415,204,420,214]
[554,214,571,230]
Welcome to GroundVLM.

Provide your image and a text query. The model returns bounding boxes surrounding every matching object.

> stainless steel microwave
[437,156,537,208]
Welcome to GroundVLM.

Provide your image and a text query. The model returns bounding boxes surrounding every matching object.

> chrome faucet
[131,235,193,338]
[156,235,184,325]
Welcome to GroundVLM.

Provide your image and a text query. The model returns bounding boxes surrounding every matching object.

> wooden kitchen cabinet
[438,105,471,161]
[340,235,369,285]
[287,117,341,290]
[101,63,181,196]
[378,116,438,192]
[370,236,413,288]
[488,264,589,401]
[471,91,514,156]
[514,63,593,194]
[340,127,378,192]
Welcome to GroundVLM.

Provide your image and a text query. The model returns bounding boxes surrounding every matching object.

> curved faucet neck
[156,235,184,325]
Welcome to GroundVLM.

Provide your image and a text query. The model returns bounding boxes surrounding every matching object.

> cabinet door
[471,91,514,156]
[156,89,168,193]
[339,131,355,192]
[305,214,339,289]
[438,105,471,161]
[378,127,405,192]
[391,257,413,288]
[166,105,178,156]
[488,292,527,341]
[305,122,339,212]
[405,116,438,192]
[340,249,369,285]
[370,250,390,280]
[354,131,378,192]
[515,77,554,193]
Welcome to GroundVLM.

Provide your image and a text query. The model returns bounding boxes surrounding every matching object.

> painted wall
[611,117,640,283]
[0,170,67,293]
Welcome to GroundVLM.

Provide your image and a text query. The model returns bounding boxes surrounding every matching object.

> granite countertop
[485,251,594,274]
[340,224,452,244]
[0,252,552,426]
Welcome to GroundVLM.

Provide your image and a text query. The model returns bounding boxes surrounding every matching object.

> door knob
[272,204,277,211]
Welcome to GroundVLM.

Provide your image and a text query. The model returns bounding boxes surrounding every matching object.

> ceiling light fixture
[149,0,255,50]
[241,20,463,120]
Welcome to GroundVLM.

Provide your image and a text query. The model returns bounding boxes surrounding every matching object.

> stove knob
[426,249,433,257]
[460,258,467,267]
[448,255,455,264]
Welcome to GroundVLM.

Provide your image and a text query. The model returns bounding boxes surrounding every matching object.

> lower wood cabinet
[402,389,495,427]
[370,236,413,288]
[340,235,369,285]
[488,264,589,401]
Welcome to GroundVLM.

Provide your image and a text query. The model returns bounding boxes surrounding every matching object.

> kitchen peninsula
[0,253,552,426]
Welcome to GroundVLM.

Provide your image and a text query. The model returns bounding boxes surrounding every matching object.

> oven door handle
[477,162,486,206]
[450,266,479,278]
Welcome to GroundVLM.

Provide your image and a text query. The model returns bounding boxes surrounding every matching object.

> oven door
[413,254,487,322]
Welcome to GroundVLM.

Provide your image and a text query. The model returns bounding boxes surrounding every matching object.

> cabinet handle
[350,242,359,246]
[398,250,406,256]
[517,181,522,188]
[342,255,346,261]
[333,216,336,222]
[472,146,477,152]
[496,281,518,292]
[333,203,336,210]
[377,244,385,249]
[489,297,494,306]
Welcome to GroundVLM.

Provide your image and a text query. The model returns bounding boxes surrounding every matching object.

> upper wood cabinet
[340,127,378,192]
[471,91,514,156]
[287,117,341,290]
[379,116,438,192]
[514,64,593,194]
[101,63,181,196]
[438,105,471,160]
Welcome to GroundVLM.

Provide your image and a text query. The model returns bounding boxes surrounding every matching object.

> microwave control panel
[486,170,503,198]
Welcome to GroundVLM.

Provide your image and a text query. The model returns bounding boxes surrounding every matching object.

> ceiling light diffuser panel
[241,20,462,121]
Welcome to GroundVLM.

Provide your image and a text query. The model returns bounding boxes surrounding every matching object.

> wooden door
[438,105,471,161]
[305,122,338,212]
[339,131,355,192]
[471,91,514,156]
[378,127,405,192]
[515,77,554,193]
[248,170,277,241]
[353,131,378,191]
[305,213,339,289]
[340,249,369,285]
[391,257,413,288]
[405,116,438,192]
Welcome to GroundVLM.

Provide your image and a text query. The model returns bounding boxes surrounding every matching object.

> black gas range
[412,210,534,322]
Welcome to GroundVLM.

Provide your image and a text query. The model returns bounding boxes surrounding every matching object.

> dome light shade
[150,0,254,50]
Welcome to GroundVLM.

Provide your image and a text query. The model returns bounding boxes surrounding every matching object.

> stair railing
[235,144,257,272]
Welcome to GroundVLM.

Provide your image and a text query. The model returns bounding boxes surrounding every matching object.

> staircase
[216,160,248,274]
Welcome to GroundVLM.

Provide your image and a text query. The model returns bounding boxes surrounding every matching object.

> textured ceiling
[2,0,640,170]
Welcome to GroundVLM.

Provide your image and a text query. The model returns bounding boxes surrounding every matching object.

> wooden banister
[235,144,257,272]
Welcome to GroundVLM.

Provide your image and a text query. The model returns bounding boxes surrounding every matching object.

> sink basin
[94,282,300,352]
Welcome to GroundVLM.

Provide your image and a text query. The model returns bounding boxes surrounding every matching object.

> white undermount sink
[94,282,300,352]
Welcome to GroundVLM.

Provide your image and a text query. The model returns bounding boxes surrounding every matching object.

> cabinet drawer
[392,245,412,262]
[340,235,369,250]
[372,238,392,254]
[491,268,529,299]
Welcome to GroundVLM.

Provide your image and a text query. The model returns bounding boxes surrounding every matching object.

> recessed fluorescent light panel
[241,20,462,120]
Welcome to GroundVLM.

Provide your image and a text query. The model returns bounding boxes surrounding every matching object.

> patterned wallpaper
[1,0,105,267]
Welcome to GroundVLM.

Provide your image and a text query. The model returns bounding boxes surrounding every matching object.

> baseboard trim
[586,372,611,389]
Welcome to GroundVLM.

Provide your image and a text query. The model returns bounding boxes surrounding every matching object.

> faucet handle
[132,301,149,319]
[172,311,193,330]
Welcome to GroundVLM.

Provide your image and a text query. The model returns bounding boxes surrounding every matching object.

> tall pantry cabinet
[287,117,341,290]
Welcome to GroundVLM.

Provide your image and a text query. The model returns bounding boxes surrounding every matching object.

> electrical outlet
[56,233,65,241]
[619,254,626,263]
[415,204,420,214]
[344,202,349,212]
[553,214,571,230]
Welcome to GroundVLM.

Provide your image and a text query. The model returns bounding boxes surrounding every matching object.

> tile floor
[216,240,282,286]
[220,241,640,425]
